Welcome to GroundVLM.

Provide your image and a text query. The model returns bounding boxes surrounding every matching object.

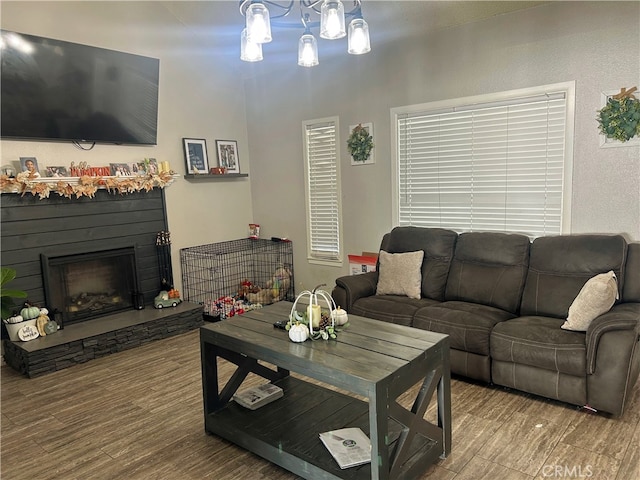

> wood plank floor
[2,329,639,480]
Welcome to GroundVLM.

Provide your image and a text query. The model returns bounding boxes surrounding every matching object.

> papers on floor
[319,427,371,469]
[232,383,283,410]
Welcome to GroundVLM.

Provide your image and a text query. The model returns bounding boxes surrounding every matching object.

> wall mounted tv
[1,30,159,145]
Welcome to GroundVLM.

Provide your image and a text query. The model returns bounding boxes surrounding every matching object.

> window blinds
[397,91,568,238]
[304,121,341,260]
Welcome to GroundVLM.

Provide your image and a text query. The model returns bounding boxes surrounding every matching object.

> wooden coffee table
[200,301,451,480]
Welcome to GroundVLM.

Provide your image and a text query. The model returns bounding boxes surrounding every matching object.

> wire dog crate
[180,238,294,320]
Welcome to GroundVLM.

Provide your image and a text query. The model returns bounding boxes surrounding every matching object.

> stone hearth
[3,302,203,378]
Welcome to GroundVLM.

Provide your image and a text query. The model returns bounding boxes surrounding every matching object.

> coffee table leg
[438,344,451,458]
[200,339,220,418]
[370,386,390,480]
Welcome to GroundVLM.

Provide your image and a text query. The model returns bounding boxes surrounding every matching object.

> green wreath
[347,124,374,162]
[597,96,640,142]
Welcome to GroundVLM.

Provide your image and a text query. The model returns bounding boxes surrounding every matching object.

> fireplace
[41,247,144,327]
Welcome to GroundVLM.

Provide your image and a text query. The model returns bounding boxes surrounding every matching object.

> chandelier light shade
[246,2,272,43]
[320,0,346,40]
[298,32,319,67]
[347,18,370,54]
[240,28,263,62]
[239,0,370,66]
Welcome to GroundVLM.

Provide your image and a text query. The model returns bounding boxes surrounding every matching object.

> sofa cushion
[520,235,627,319]
[413,301,515,356]
[491,316,587,376]
[380,226,457,301]
[562,271,618,331]
[375,250,424,299]
[351,295,440,326]
[444,232,530,314]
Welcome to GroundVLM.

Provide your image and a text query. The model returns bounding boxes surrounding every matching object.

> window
[303,117,343,264]
[392,82,575,238]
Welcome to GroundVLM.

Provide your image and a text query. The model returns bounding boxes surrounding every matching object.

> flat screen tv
[1,30,159,145]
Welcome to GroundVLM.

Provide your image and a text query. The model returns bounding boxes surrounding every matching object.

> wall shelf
[183,173,248,181]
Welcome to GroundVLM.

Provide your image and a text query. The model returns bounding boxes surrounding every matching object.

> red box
[348,253,378,275]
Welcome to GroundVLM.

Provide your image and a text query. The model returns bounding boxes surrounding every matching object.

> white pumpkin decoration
[288,322,309,343]
[39,307,49,315]
[5,314,24,324]
[331,307,349,326]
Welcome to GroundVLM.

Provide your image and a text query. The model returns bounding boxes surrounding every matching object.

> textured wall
[244,1,640,291]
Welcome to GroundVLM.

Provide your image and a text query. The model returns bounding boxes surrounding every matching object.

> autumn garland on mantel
[0,171,176,200]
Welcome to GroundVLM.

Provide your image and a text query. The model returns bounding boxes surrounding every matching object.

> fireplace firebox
[41,247,143,327]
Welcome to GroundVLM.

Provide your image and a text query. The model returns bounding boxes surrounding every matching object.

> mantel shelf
[184,173,248,181]
[0,174,178,197]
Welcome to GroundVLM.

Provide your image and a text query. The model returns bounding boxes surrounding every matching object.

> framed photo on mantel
[183,138,209,174]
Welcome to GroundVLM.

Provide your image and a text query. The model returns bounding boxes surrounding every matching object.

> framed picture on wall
[215,140,240,174]
[183,138,209,174]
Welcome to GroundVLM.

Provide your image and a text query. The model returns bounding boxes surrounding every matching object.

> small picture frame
[45,166,68,177]
[216,140,240,174]
[183,138,209,174]
[20,157,41,177]
[110,163,132,176]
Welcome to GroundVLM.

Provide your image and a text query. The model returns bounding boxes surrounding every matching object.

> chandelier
[239,0,371,67]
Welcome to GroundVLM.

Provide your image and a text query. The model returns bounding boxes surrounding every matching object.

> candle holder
[288,284,337,340]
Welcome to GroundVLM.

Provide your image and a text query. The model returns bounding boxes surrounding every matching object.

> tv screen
[1,30,159,145]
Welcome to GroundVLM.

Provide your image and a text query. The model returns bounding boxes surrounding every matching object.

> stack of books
[319,427,371,469]
[232,383,284,410]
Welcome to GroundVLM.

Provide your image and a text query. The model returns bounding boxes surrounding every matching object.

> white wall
[245,1,640,292]
[0,1,254,293]
[2,2,638,298]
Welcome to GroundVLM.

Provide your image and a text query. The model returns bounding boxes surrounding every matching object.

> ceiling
[163,1,548,64]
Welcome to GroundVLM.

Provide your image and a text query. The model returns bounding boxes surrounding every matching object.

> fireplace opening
[41,247,143,327]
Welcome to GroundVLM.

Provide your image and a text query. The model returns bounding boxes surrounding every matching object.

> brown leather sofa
[332,227,640,416]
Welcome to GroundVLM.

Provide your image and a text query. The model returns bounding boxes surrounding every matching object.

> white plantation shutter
[303,118,342,262]
[394,83,574,238]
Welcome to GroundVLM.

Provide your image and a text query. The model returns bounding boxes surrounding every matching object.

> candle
[307,304,321,328]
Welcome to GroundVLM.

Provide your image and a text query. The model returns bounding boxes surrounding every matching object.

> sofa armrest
[332,272,378,312]
[586,303,640,374]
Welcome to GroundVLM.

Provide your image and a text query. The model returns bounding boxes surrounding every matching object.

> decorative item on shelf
[287,284,347,341]
[347,123,374,164]
[249,223,260,239]
[215,140,240,174]
[210,167,227,175]
[183,138,209,174]
[1,165,15,178]
[20,157,41,178]
[597,86,640,142]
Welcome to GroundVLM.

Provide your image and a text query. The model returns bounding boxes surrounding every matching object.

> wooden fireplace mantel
[0,173,179,199]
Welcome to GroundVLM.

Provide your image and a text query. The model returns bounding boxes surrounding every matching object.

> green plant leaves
[597,96,640,142]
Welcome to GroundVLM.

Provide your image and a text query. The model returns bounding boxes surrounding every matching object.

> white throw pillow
[375,250,424,299]
[561,271,619,331]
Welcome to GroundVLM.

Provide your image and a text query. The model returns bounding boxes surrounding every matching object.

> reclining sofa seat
[334,227,458,325]
[332,226,640,416]
[491,234,638,415]
[413,231,530,382]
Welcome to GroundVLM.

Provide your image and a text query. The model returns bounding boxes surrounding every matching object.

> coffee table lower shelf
[204,376,441,480]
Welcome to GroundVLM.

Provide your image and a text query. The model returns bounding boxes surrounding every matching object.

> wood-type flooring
[2,329,638,480]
